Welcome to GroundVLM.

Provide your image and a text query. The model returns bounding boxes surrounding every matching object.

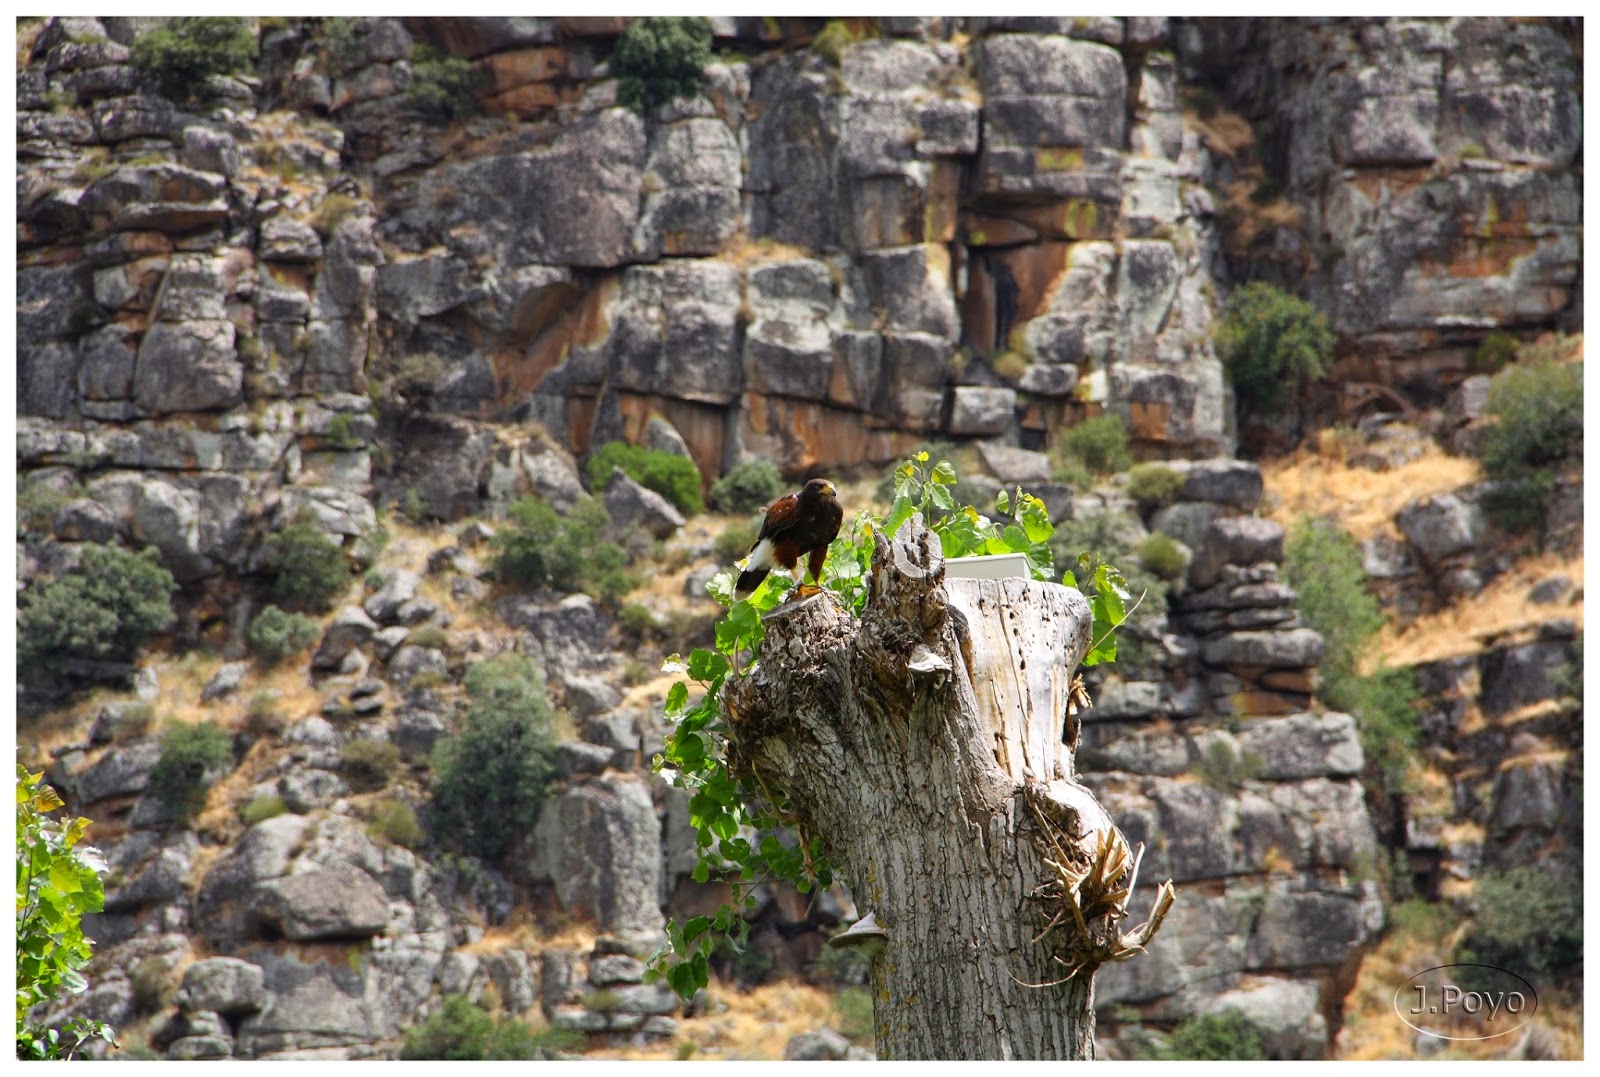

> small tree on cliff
[647,456,1173,1059]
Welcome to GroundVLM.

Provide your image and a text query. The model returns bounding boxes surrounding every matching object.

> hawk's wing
[754,491,801,545]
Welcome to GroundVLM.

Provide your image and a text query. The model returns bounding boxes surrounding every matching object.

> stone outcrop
[1072,458,1382,1056]
[13,14,1582,1063]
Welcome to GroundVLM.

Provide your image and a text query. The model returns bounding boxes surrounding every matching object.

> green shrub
[1470,330,1517,375]
[1057,414,1132,476]
[148,722,234,821]
[1482,353,1583,479]
[367,798,423,849]
[399,994,579,1061]
[17,544,177,672]
[813,944,872,986]
[128,957,174,1017]
[340,739,400,792]
[406,624,450,651]
[832,986,875,1044]
[325,413,362,450]
[494,495,635,605]
[586,441,704,515]
[17,478,85,535]
[408,670,449,693]
[1214,281,1334,412]
[1456,865,1582,983]
[430,654,559,860]
[709,458,785,514]
[407,44,485,123]
[265,516,350,613]
[239,793,288,825]
[1282,518,1382,707]
[1282,517,1419,790]
[1479,355,1583,535]
[713,519,762,565]
[611,16,711,114]
[1126,463,1187,509]
[1347,664,1421,793]
[1387,898,1459,944]
[309,192,362,238]
[129,17,255,102]
[1160,1011,1266,1060]
[811,19,876,67]
[245,691,287,737]
[582,988,624,1013]
[1195,739,1265,792]
[247,604,322,666]
[617,602,661,640]
[1136,533,1187,581]
[350,525,390,571]
[316,16,363,75]
[16,766,118,1060]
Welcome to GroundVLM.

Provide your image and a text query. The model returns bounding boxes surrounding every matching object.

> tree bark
[722,517,1167,1059]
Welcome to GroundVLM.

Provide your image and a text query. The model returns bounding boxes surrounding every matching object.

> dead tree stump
[722,517,1172,1059]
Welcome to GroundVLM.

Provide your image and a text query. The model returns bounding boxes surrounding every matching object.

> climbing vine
[16,766,117,1060]
[644,454,1132,997]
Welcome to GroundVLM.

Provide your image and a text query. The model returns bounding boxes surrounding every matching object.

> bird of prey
[734,478,843,600]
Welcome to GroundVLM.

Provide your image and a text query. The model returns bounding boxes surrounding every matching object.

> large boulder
[419,108,646,268]
[602,260,744,406]
[74,738,161,805]
[976,34,1127,198]
[234,952,373,1059]
[1202,629,1326,670]
[1396,492,1480,566]
[253,864,390,942]
[1235,712,1364,780]
[363,569,422,625]
[525,777,663,935]
[1203,978,1326,1060]
[102,844,190,912]
[633,114,742,259]
[311,606,379,672]
[1188,516,1285,589]
[602,468,685,540]
[785,1027,853,1061]
[177,957,268,1017]
[194,814,313,945]
[1181,460,1263,511]
[948,386,1017,436]
[132,320,240,414]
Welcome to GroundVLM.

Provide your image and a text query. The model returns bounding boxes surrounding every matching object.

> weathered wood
[722,516,1162,1059]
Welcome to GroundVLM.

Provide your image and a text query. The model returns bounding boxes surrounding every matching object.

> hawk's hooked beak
[821,480,837,497]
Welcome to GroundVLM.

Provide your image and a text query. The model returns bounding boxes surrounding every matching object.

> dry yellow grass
[459,916,599,958]
[1336,899,1584,1060]
[1371,551,1583,667]
[593,980,840,1061]
[1260,443,1482,543]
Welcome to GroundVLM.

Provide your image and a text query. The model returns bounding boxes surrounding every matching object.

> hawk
[734,478,843,600]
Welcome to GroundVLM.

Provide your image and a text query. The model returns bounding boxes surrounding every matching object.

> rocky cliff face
[1182,18,1581,416]
[14,15,1582,1061]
